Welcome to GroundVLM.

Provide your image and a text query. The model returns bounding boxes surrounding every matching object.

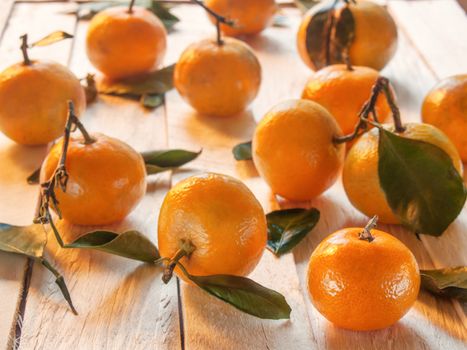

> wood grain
[16,6,181,350]
[0,1,464,349]
[0,3,75,348]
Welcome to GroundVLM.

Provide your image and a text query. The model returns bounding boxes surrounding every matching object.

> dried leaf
[0,223,76,313]
[420,267,467,302]
[97,64,175,96]
[30,31,73,47]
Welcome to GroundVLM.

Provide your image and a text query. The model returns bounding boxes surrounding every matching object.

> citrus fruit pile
[0,0,465,333]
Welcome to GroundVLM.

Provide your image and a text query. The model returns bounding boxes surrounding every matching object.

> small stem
[128,0,136,13]
[67,101,95,144]
[333,77,404,144]
[359,215,378,242]
[382,83,404,132]
[20,34,31,65]
[162,240,196,284]
[190,0,234,46]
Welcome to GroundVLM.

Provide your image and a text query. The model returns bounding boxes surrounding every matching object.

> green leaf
[142,149,201,174]
[0,223,76,313]
[0,223,45,257]
[65,230,160,263]
[232,141,252,161]
[186,272,291,320]
[140,94,164,109]
[97,64,175,96]
[72,1,179,30]
[266,208,320,256]
[27,167,41,185]
[378,129,467,236]
[30,31,73,47]
[420,267,467,302]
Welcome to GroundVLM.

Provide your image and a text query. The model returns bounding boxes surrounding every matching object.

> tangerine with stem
[38,102,146,228]
[0,34,85,145]
[158,173,267,283]
[174,1,261,117]
[340,77,463,224]
[86,0,167,79]
[307,216,420,331]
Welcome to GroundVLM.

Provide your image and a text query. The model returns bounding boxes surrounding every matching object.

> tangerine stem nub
[20,34,31,65]
[359,215,378,242]
[162,240,195,284]
[128,0,136,13]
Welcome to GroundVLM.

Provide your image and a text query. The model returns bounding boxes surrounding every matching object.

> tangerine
[252,99,345,201]
[343,123,463,224]
[86,5,167,79]
[174,37,261,117]
[307,218,420,331]
[422,74,467,162]
[158,173,266,282]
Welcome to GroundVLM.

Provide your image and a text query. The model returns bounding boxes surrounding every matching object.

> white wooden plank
[164,5,315,349]
[166,4,466,349]
[18,12,181,350]
[0,3,76,349]
[388,0,467,78]
[287,11,467,350]
[387,0,467,296]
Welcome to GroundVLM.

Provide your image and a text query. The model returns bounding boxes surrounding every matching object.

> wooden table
[0,1,466,349]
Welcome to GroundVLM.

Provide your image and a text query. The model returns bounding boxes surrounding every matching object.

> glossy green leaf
[185,272,291,320]
[30,31,73,47]
[140,94,164,109]
[65,230,160,263]
[267,208,320,256]
[378,129,467,236]
[420,267,467,302]
[0,223,76,313]
[98,64,175,96]
[71,1,179,30]
[142,149,201,174]
[232,141,252,161]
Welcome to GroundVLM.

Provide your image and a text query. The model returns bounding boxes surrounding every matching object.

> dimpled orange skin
[86,6,167,79]
[302,65,393,134]
[0,60,86,145]
[174,37,261,117]
[343,123,463,224]
[253,99,345,201]
[422,75,467,161]
[307,228,420,331]
[158,173,267,282]
[204,0,277,36]
[297,0,398,71]
[40,133,146,226]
